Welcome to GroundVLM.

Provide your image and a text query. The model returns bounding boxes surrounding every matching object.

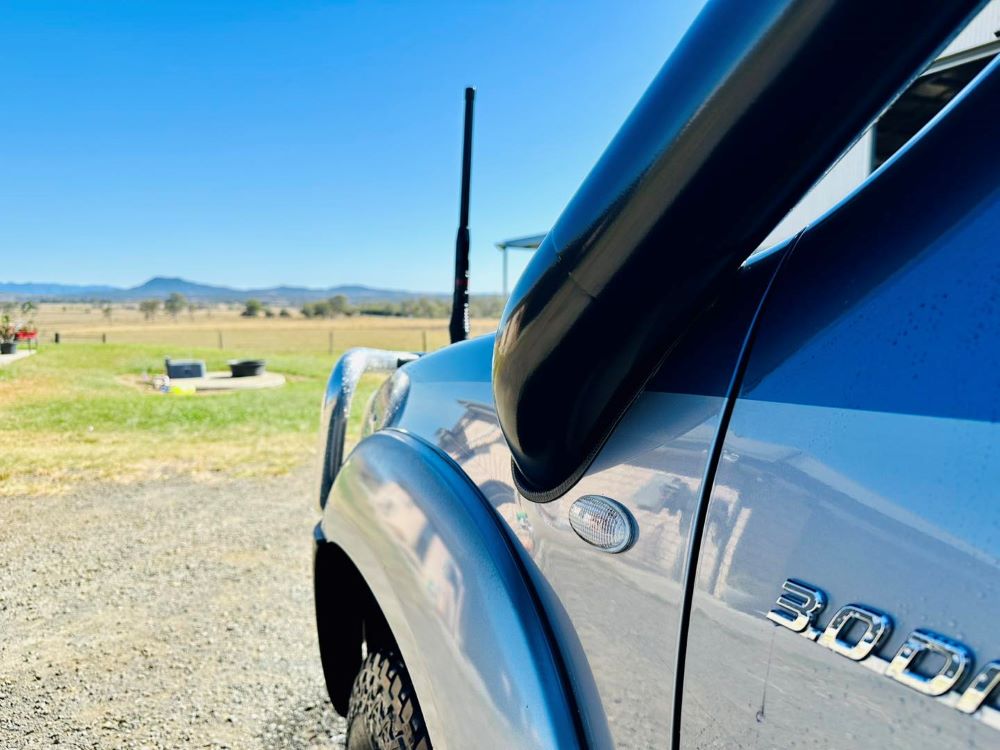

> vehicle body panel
[390,247,787,747]
[314,4,1000,747]
[680,56,1000,748]
[318,429,586,750]
[492,0,985,500]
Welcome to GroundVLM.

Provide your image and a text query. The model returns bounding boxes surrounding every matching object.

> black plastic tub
[165,357,206,378]
[229,359,266,378]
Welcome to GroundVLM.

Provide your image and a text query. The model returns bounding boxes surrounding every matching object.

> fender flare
[318,429,585,750]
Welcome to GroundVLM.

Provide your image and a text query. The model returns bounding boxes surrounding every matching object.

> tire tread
[346,650,431,750]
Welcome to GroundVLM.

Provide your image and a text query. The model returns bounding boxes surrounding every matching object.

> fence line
[50,324,497,354]
[53,332,106,343]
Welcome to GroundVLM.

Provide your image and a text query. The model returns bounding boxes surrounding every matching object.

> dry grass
[0,429,310,495]
[1,308,498,496]
[34,302,497,353]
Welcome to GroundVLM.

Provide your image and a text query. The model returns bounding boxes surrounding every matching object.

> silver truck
[313,1,1000,747]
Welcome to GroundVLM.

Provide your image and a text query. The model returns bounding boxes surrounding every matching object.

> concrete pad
[171,371,285,392]
[0,350,36,367]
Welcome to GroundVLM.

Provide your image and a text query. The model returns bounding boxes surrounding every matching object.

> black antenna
[449,86,475,344]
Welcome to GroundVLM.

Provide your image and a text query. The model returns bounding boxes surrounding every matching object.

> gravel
[0,469,347,749]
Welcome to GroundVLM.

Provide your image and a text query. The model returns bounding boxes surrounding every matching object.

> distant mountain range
[0,276,445,304]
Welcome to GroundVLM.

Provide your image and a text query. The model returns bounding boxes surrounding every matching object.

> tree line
[301,295,506,319]
[138,293,203,321]
[129,292,507,320]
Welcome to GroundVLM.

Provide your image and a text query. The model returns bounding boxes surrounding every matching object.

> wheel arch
[316,428,587,750]
[313,536,397,716]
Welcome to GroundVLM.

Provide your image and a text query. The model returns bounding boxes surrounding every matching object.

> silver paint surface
[320,428,582,750]
[680,401,1000,747]
[679,60,1000,747]
[393,336,729,749]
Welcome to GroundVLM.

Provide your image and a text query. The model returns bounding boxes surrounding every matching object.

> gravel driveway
[0,470,346,749]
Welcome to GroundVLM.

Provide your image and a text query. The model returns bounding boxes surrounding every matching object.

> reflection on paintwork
[682,77,1000,743]
[372,479,466,630]
[682,403,1000,747]
[323,430,581,749]
[401,389,724,749]
[765,578,1000,726]
[386,246,785,747]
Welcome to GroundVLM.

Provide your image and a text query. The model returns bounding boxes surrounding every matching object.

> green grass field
[0,314,497,496]
[0,343,351,495]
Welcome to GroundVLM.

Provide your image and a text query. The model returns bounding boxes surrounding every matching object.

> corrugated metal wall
[756,0,999,253]
[942,0,1000,58]
[758,131,874,250]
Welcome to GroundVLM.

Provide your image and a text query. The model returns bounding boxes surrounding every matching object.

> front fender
[319,429,584,750]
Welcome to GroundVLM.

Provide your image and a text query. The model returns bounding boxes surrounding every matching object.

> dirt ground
[0,470,346,749]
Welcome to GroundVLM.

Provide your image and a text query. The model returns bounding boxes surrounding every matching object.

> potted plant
[15,323,37,350]
[0,314,17,355]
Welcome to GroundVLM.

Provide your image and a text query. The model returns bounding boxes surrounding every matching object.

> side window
[873,54,995,170]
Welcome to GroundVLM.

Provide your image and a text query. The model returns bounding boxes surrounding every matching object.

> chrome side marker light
[568,495,637,553]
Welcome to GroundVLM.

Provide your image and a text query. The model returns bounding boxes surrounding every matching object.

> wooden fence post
[422,330,428,351]
[54,332,60,344]
[329,331,334,354]
[102,333,107,344]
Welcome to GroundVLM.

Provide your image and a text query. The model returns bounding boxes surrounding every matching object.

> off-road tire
[345,650,431,750]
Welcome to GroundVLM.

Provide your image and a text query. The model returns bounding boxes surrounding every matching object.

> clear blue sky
[2,0,706,293]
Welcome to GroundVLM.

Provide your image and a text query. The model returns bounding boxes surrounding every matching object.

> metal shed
[759,0,1000,249]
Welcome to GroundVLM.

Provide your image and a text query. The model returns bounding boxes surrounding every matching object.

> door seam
[669,231,804,750]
